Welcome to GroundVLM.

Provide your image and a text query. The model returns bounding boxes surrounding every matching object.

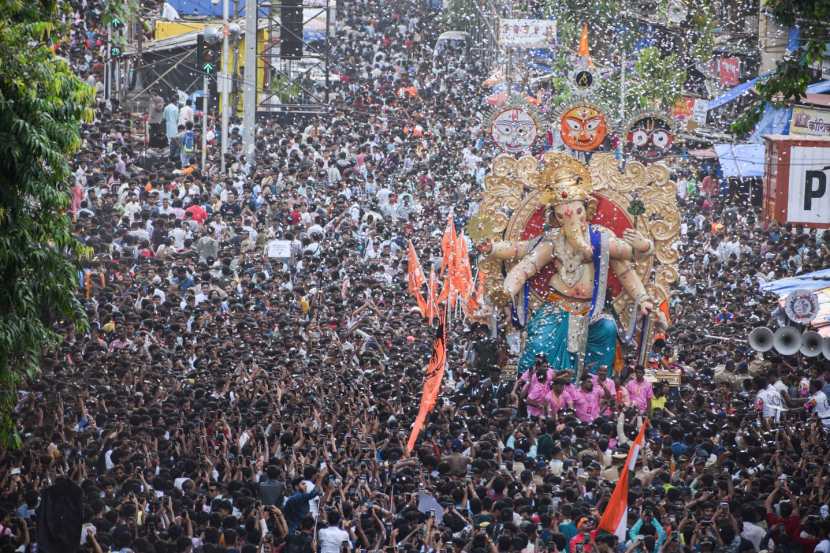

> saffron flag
[452,233,474,300]
[578,23,591,58]
[427,267,438,325]
[407,240,428,315]
[598,419,649,541]
[406,321,447,454]
[463,272,485,317]
[441,212,456,276]
[659,299,671,326]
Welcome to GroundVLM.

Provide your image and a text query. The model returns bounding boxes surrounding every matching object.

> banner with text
[790,106,830,137]
[498,19,557,48]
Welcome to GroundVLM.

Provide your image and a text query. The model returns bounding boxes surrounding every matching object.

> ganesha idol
[472,153,675,377]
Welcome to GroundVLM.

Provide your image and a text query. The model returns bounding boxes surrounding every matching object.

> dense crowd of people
[2,1,830,553]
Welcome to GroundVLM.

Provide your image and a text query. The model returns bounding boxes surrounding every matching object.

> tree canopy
[0,0,94,446]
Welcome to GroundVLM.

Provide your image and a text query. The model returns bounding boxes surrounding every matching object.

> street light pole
[202,75,209,171]
[241,0,258,159]
[220,0,230,175]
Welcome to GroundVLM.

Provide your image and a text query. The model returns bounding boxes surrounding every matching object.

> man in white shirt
[807,379,830,429]
[178,99,194,127]
[317,512,351,553]
[756,375,785,423]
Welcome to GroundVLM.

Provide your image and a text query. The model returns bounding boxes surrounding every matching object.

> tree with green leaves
[731,0,830,136]
[538,0,712,123]
[0,0,94,447]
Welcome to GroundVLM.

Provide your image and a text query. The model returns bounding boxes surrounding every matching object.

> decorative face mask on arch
[625,115,674,161]
[490,107,539,153]
[560,104,608,152]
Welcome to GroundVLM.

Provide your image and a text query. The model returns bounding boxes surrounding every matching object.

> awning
[807,79,830,94]
[760,268,830,296]
[707,71,773,111]
[713,143,765,177]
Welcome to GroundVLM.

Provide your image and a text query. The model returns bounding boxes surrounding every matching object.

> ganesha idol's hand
[476,238,493,255]
[623,229,652,254]
[489,285,513,307]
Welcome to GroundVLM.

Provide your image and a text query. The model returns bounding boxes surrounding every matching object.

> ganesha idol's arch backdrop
[467,153,681,370]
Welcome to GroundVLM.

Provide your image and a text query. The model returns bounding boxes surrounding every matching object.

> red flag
[598,420,649,541]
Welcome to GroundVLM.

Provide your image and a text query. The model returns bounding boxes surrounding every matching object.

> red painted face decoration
[625,115,674,161]
[560,105,608,152]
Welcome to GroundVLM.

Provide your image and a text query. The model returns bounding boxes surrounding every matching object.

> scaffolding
[257,0,332,115]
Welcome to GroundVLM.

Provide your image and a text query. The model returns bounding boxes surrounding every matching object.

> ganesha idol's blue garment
[515,225,617,377]
[517,303,617,375]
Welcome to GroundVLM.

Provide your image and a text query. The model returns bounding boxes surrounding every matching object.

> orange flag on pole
[440,212,456,276]
[426,267,438,325]
[598,419,649,541]
[406,320,447,454]
[463,272,485,317]
[578,23,591,58]
[406,240,428,315]
[452,233,474,300]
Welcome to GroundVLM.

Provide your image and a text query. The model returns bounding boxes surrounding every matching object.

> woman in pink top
[625,366,654,413]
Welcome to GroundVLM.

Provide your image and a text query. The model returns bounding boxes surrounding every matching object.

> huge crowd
[2,1,830,553]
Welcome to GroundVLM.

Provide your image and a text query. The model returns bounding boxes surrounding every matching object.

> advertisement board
[790,106,830,137]
[718,57,741,87]
[786,145,830,224]
[498,19,556,48]
[763,136,830,228]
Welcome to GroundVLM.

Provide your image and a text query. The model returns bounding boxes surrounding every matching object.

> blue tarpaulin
[713,143,765,177]
[165,0,268,18]
[749,103,792,143]
[707,72,773,111]
[761,268,830,297]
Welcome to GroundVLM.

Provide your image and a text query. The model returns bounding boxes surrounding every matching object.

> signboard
[790,106,830,137]
[692,99,709,125]
[498,19,556,48]
[786,145,830,225]
[718,57,741,87]
[672,97,695,121]
[265,239,292,259]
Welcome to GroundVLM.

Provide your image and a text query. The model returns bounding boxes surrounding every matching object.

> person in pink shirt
[625,365,654,413]
[547,378,573,418]
[592,369,616,416]
[518,356,555,418]
[613,374,631,409]
[571,377,601,423]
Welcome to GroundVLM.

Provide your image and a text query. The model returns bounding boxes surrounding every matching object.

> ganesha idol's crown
[537,153,593,206]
